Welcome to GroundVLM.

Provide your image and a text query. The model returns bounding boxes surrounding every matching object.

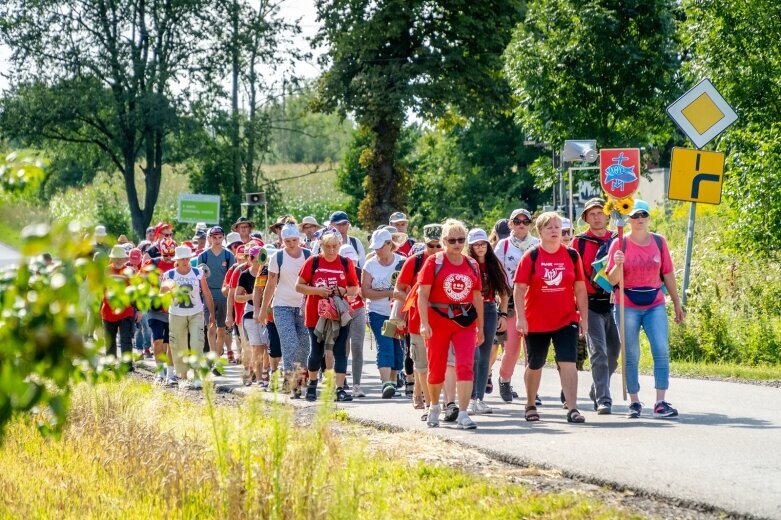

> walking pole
[618,224,627,401]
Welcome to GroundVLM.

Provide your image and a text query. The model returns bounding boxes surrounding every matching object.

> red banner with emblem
[599,148,641,199]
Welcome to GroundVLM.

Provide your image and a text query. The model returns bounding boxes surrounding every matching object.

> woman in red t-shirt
[296,230,359,402]
[418,219,484,430]
[514,212,588,423]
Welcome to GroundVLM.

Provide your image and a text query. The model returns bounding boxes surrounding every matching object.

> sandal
[412,393,425,410]
[524,405,540,422]
[567,409,586,423]
[420,409,429,422]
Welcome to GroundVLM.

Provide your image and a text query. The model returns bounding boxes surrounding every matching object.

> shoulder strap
[566,247,579,269]
[167,269,176,280]
[433,251,445,278]
[276,249,284,269]
[311,255,320,278]
[224,249,230,265]
[349,236,358,252]
[199,251,207,264]
[529,247,539,276]
[651,233,665,278]
[413,251,425,276]
[503,239,509,255]
[192,267,200,277]
[302,248,312,260]
[340,255,349,273]
[464,255,479,278]
[576,234,587,259]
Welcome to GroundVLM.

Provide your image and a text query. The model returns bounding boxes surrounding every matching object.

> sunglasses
[512,218,532,226]
[630,211,650,219]
[562,230,572,236]
[446,237,466,245]
[426,242,442,249]
[162,232,173,237]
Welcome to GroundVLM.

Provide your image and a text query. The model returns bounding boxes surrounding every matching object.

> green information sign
[178,194,221,224]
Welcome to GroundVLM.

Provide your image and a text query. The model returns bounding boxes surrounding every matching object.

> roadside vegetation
[0,378,633,519]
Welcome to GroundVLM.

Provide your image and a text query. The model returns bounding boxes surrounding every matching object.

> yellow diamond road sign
[666,79,738,149]
[668,147,725,205]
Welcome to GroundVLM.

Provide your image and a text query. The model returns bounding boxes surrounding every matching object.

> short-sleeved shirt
[571,229,615,296]
[100,265,135,322]
[606,234,673,309]
[298,255,360,328]
[363,253,405,316]
[514,246,585,333]
[268,249,308,308]
[396,239,414,257]
[198,247,235,299]
[144,259,175,321]
[495,234,539,287]
[418,254,482,305]
[165,267,205,317]
[395,253,427,334]
[238,267,267,319]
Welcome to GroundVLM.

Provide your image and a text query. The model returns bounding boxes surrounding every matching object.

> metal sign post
[568,166,601,225]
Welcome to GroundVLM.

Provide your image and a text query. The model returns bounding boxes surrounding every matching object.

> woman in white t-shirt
[256,224,311,397]
[493,208,539,404]
[362,229,406,398]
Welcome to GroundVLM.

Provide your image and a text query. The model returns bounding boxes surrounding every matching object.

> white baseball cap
[467,228,489,245]
[339,244,359,261]
[369,229,393,250]
[561,218,573,230]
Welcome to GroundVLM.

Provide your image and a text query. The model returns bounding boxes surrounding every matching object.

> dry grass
[0,378,634,519]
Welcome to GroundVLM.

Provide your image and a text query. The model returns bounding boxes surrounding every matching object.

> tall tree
[0,0,207,238]
[313,0,523,229]
[504,0,680,150]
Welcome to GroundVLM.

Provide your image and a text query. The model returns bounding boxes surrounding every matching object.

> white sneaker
[456,413,477,430]
[153,372,165,385]
[427,404,441,428]
[192,379,203,390]
[353,385,366,398]
[466,399,478,415]
[475,400,493,414]
[166,375,178,387]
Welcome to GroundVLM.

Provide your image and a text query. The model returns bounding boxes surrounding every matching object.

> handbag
[317,297,340,320]
[623,286,661,306]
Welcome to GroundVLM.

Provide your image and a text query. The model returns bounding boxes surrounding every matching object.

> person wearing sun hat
[607,199,685,419]
[389,212,417,256]
[163,245,216,390]
[100,245,137,370]
[299,216,320,248]
[92,224,110,257]
[571,197,620,414]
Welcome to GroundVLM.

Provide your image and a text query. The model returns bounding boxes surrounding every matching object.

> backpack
[199,249,232,269]
[575,231,618,295]
[432,251,479,280]
[311,254,351,278]
[275,248,311,270]
[527,246,579,277]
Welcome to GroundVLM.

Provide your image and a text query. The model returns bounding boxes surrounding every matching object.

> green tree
[313,0,524,229]
[682,0,781,254]
[0,0,207,239]
[504,0,680,152]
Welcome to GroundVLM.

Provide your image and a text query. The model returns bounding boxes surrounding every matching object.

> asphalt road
[0,240,21,268]
[181,340,780,519]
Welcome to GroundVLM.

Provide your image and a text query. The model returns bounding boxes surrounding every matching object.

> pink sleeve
[606,239,620,273]
[660,236,674,276]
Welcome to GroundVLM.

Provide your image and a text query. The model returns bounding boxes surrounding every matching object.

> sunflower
[616,196,635,216]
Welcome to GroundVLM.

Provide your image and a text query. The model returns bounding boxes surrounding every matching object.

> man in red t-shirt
[101,245,138,369]
[514,212,588,423]
[394,223,442,414]
[571,198,621,414]
[389,211,416,257]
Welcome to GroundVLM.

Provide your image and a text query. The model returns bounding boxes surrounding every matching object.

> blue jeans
[472,302,497,400]
[134,313,152,350]
[368,311,403,371]
[613,303,670,394]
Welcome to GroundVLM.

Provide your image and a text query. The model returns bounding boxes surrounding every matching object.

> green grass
[0,378,633,519]
[0,200,49,249]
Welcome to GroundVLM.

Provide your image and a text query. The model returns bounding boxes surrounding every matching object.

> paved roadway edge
[134,363,760,520]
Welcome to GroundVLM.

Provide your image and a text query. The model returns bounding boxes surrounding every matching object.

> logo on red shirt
[443,273,472,302]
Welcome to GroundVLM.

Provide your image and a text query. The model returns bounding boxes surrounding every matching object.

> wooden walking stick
[618,222,627,401]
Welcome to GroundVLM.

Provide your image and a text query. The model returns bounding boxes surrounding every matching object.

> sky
[0,0,324,95]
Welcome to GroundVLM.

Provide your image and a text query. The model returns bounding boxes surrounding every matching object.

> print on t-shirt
[541,259,566,289]
[313,267,346,289]
[443,273,473,302]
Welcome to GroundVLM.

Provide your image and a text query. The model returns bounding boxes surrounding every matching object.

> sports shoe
[597,404,612,415]
[427,404,441,428]
[166,375,179,387]
[466,399,478,415]
[381,382,396,399]
[514,388,521,399]
[143,348,153,359]
[498,379,513,402]
[475,400,493,415]
[192,379,203,390]
[352,385,366,398]
[456,413,477,430]
[589,386,598,411]
[653,401,678,418]
[534,394,542,406]
[305,383,317,402]
[627,401,643,419]
[153,372,165,385]
[443,402,459,422]
[335,387,353,402]
[485,373,493,394]
[291,388,302,399]
[226,350,235,364]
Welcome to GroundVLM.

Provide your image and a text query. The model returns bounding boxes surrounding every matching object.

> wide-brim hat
[94,225,108,238]
[381,226,408,249]
[231,216,255,231]
[225,232,243,247]
[108,245,128,259]
[299,216,319,230]
[270,215,292,232]
[580,197,606,221]
[172,246,194,261]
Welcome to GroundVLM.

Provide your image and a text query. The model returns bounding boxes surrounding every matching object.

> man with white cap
[389,212,416,256]
[92,225,110,257]
[494,208,539,404]
[258,224,312,396]
[163,245,215,390]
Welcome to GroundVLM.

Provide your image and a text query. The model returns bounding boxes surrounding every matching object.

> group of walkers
[97,198,684,427]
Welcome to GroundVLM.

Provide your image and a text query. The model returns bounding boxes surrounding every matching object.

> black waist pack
[623,287,661,306]
[432,303,478,327]
[588,296,612,314]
